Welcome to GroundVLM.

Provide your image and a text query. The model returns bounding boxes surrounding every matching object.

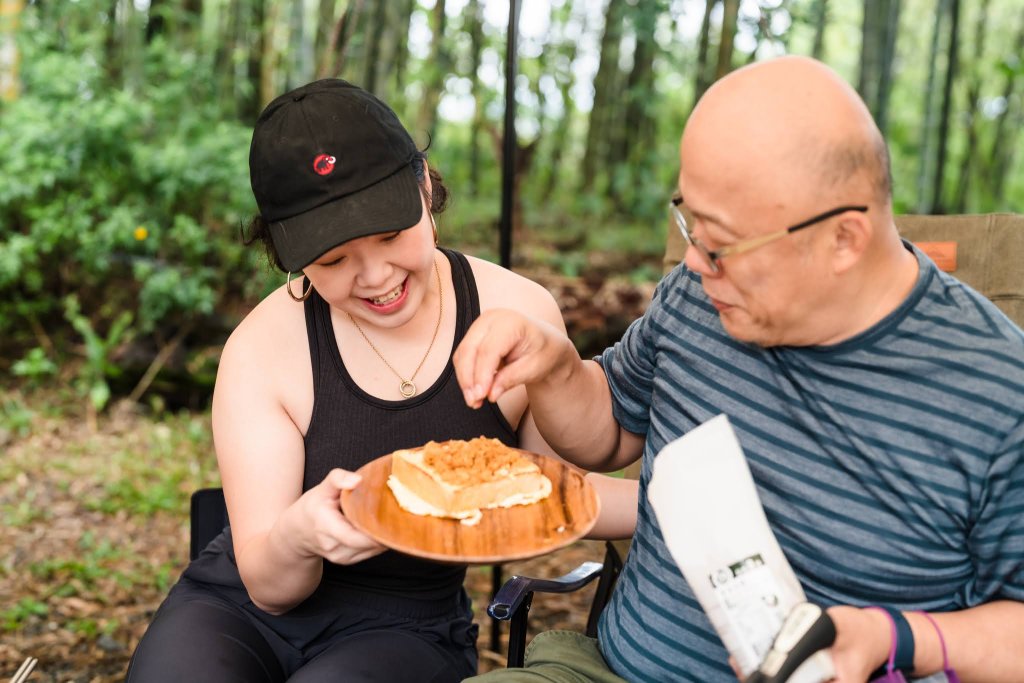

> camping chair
[893,213,1024,326]
[190,487,228,561]
[487,209,1024,668]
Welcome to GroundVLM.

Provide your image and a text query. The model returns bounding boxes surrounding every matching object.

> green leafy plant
[1,597,48,631]
[63,295,134,412]
[11,347,58,383]
[0,27,266,400]
[0,398,34,437]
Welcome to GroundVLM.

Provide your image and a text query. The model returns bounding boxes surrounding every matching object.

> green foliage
[1,597,48,632]
[80,412,217,517]
[28,531,132,598]
[11,347,57,383]
[0,398,34,437]
[0,24,263,393]
[64,295,133,411]
[3,0,1023,412]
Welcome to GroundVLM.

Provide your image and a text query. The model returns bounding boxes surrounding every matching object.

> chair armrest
[487,560,604,668]
[488,561,604,620]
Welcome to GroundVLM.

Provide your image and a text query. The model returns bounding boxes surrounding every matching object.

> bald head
[682,56,891,208]
[675,57,921,347]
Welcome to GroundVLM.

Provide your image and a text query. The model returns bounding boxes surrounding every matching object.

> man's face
[677,170,834,348]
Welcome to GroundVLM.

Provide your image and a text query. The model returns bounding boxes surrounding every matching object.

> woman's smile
[361,277,409,313]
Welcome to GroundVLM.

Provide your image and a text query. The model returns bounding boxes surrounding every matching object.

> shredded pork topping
[421,437,534,486]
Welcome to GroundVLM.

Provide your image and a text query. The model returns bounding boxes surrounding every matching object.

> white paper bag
[647,414,834,682]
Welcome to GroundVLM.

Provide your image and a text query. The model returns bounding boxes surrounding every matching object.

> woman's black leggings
[126,580,477,682]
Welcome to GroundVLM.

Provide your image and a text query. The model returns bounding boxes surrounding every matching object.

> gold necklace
[348,259,443,398]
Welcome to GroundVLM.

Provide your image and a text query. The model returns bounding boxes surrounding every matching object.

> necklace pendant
[399,380,416,398]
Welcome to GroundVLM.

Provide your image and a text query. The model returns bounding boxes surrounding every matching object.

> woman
[126,79,635,682]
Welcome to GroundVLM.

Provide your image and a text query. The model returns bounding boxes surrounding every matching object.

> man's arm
[827,601,1024,682]
[454,308,643,472]
[516,405,639,540]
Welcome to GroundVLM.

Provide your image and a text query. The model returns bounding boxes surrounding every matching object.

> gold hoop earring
[430,215,439,245]
[285,272,313,302]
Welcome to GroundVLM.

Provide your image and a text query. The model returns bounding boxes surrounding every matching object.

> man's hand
[824,606,892,682]
[454,309,575,408]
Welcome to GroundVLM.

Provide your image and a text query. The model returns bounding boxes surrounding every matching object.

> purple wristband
[915,611,961,683]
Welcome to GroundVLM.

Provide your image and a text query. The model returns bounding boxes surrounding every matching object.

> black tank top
[301,248,517,599]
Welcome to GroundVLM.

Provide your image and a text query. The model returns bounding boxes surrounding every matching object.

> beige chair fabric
[895,213,1024,328]
[662,210,1024,328]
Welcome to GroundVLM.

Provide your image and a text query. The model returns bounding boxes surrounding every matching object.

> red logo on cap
[313,154,336,176]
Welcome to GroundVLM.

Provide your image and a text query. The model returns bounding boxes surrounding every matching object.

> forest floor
[0,267,657,681]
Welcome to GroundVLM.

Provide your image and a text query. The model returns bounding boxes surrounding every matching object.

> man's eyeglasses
[670,196,868,274]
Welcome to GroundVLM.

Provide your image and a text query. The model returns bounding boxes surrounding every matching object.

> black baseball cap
[249,79,423,272]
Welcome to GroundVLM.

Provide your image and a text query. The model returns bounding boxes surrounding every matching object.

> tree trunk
[315,0,344,79]
[104,0,122,83]
[694,0,716,104]
[715,0,740,80]
[145,0,165,42]
[260,0,287,109]
[874,0,900,134]
[467,0,484,195]
[362,0,388,93]
[371,0,401,102]
[616,1,661,210]
[811,0,829,60]
[580,0,625,193]
[857,0,901,135]
[416,0,447,142]
[388,0,416,114]
[914,0,947,213]
[952,0,991,212]
[329,0,366,78]
[932,0,960,214]
[243,0,266,122]
[989,12,1024,203]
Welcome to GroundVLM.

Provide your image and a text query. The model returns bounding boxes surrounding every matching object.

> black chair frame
[487,541,624,667]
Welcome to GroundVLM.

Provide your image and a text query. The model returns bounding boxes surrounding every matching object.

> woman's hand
[284,468,386,565]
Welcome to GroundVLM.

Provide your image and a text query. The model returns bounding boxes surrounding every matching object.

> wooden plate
[341,450,600,564]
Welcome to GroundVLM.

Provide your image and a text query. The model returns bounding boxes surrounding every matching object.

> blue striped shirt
[596,243,1024,682]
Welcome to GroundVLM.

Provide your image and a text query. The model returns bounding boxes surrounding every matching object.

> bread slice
[387,437,552,526]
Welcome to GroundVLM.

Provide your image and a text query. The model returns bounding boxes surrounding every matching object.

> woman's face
[301,194,437,330]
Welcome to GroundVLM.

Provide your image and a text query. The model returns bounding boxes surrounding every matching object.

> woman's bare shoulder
[464,254,564,329]
[220,285,310,374]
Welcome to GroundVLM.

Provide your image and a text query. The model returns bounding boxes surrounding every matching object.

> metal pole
[499,0,519,269]
[490,0,520,656]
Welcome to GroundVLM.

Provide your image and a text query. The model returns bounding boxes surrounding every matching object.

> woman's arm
[212,297,383,614]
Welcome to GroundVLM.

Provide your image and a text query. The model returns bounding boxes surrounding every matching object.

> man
[456,56,1023,682]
